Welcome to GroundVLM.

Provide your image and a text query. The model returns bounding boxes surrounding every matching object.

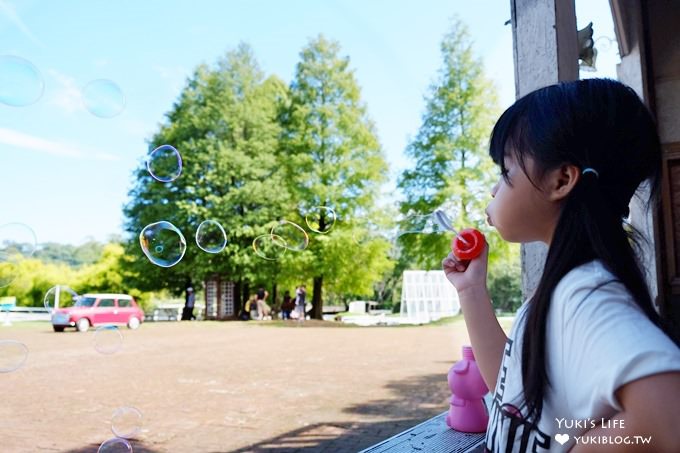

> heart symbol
[555,433,569,445]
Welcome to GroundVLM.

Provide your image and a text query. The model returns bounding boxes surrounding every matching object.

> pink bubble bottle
[446,345,489,433]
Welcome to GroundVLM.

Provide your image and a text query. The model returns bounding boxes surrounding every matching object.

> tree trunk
[312,275,323,319]
[234,280,242,315]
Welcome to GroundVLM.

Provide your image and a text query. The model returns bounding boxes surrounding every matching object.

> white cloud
[152,64,189,94]
[0,0,45,49]
[45,69,84,114]
[0,127,118,161]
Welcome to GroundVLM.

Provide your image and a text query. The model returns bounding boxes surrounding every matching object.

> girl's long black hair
[488,78,679,427]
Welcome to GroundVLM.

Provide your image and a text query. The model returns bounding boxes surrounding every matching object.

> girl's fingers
[442,252,460,266]
[442,254,466,273]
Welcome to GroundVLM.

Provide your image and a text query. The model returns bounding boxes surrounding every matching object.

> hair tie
[582,167,599,179]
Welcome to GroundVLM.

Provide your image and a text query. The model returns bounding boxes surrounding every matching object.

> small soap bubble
[43,285,80,314]
[397,213,445,238]
[0,222,38,257]
[111,406,143,439]
[97,437,133,453]
[82,79,125,118]
[146,145,182,182]
[305,206,336,234]
[0,340,28,373]
[271,220,309,251]
[252,234,287,261]
[93,325,123,355]
[196,220,227,253]
[0,55,44,106]
[139,221,186,267]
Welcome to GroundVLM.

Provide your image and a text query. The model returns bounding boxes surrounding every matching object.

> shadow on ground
[226,372,451,453]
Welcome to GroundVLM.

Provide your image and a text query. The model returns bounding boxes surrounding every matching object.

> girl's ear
[546,163,581,202]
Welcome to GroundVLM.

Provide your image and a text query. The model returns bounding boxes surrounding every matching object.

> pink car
[51,293,144,332]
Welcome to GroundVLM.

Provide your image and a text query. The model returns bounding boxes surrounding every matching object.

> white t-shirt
[484,260,680,452]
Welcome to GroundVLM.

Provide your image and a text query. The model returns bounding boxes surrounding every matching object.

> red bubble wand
[434,209,486,261]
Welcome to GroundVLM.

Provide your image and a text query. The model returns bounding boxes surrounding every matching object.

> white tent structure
[400,270,460,323]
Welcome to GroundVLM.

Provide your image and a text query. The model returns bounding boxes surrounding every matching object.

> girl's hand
[441,243,489,293]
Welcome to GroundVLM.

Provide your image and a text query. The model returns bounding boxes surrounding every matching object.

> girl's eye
[500,168,509,177]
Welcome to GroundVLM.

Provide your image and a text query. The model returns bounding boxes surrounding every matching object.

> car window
[117,299,130,308]
[97,299,115,308]
[76,297,96,307]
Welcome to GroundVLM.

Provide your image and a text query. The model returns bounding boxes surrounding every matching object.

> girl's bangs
[489,100,528,169]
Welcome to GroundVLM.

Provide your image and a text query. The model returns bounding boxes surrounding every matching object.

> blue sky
[0,0,616,245]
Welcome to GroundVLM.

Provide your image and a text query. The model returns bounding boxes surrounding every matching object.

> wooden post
[510,0,578,300]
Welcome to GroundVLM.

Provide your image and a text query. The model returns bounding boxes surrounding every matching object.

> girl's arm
[443,244,508,391]
[570,371,680,452]
[456,284,508,391]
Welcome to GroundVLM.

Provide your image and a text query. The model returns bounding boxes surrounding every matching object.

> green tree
[0,258,79,306]
[123,43,291,308]
[0,242,152,309]
[76,243,153,310]
[280,35,393,318]
[397,18,518,277]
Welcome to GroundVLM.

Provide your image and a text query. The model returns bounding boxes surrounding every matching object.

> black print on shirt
[485,338,551,452]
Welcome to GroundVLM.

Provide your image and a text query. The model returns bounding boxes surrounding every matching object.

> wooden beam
[510,0,578,299]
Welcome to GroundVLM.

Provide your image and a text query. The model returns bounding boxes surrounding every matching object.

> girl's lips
[486,215,493,226]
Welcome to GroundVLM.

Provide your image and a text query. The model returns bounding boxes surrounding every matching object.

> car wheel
[76,318,90,332]
[53,325,65,332]
[127,316,140,330]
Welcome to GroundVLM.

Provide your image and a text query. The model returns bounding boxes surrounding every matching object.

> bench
[148,303,204,321]
[359,395,490,453]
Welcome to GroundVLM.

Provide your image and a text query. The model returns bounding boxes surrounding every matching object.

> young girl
[442,79,680,452]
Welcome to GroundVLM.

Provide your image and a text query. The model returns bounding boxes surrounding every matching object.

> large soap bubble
[82,79,125,118]
[139,221,187,267]
[196,220,227,253]
[0,55,44,106]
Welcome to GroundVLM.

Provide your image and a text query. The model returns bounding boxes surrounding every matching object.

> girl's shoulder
[552,260,639,323]
[554,260,623,300]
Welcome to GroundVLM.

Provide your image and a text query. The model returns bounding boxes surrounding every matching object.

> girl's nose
[491,182,499,198]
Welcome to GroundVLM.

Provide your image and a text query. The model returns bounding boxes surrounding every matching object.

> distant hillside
[1,240,108,267]
[34,241,107,267]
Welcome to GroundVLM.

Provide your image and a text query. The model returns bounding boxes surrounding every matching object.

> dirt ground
[0,317,513,453]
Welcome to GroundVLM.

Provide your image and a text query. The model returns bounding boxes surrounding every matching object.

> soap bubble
[97,437,133,453]
[305,206,336,234]
[146,145,182,182]
[139,221,186,267]
[111,406,143,439]
[0,222,38,256]
[93,325,123,355]
[196,220,227,253]
[43,285,80,314]
[0,340,28,373]
[397,213,446,238]
[0,55,44,106]
[252,234,287,261]
[82,79,125,118]
[270,220,309,251]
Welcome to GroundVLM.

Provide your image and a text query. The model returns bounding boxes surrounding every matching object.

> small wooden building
[203,275,236,320]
